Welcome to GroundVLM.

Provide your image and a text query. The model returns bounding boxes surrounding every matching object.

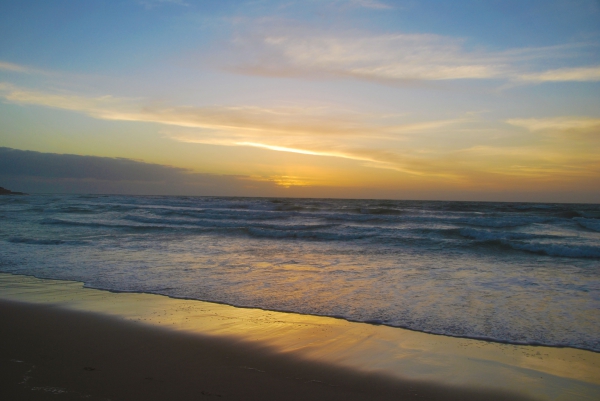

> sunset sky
[1,0,599,202]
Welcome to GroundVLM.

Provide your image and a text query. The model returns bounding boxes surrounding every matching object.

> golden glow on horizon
[251,174,313,188]
[0,66,598,199]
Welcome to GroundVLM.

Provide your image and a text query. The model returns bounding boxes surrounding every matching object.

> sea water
[0,195,598,351]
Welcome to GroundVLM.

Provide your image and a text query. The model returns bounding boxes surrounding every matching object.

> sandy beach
[1,274,599,401]
[2,0,599,399]
[1,299,533,401]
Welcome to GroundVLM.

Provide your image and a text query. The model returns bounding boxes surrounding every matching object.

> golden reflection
[1,273,599,401]
[250,174,312,188]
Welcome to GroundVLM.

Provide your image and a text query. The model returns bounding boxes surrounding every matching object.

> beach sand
[1,274,599,400]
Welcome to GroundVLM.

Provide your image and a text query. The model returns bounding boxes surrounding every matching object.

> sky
[0,0,599,202]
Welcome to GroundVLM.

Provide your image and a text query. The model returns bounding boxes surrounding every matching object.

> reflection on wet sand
[1,273,598,401]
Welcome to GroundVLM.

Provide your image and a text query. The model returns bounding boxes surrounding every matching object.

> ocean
[1,194,598,352]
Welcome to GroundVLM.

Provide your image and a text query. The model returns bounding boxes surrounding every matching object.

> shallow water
[0,194,598,350]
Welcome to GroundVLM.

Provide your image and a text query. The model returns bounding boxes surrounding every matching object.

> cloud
[287,0,393,10]
[222,22,600,84]
[0,147,285,196]
[0,62,29,73]
[229,29,507,81]
[137,0,189,8]
[518,66,600,82]
[506,117,600,132]
[0,147,189,182]
[0,83,137,119]
[0,82,468,172]
[2,83,598,191]
[0,82,369,136]
[159,114,469,174]
[0,61,47,75]
[329,0,392,9]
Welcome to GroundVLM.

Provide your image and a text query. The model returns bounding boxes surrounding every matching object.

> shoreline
[1,273,599,400]
[8,273,599,354]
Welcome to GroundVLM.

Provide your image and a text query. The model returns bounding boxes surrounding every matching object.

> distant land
[0,187,27,195]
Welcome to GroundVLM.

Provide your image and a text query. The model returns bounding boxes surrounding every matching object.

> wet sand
[1,299,535,401]
[1,274,599,400]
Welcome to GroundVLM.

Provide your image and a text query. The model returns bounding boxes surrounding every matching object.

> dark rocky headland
[0,187,27,195]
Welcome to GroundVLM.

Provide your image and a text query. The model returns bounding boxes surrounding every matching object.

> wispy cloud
[296,0,393,10]
[517,66,600,82]
[330,0,392,9]
[0,83,375,137]
[223,22,600,84]
[229,29,507,81]
[2,83,598,187]
[0,83,469,172]
[0,83,143,124]
[506,117,600,132]
[0,61,29,73]
[0,61,48,75]
[137,0,189,8]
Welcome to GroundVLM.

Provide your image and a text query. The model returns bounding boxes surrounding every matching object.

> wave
[123,214,204,226]
[273,204,311,212]
[457,228,599,258]
[459,227,541,241]
[357,207,405,215]
[123,214,339,231]
[39,217,169,231]
[575,217,600,232]
[107,204,142,212]
[8,237,89,245]
[154,209,208,219]
[40,217,117,227]
[556,210,585,219]
[320,213,396,224]
[56,206,98,214]
[578,210,600,219]
[159,209,284,221]
[39,216,351,241]
[455,215,551,228]
[504,241,600,259]
[4,273,596,352]
[246,226,365,241]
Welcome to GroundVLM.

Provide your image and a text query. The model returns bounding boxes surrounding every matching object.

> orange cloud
[1,83,598,192]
